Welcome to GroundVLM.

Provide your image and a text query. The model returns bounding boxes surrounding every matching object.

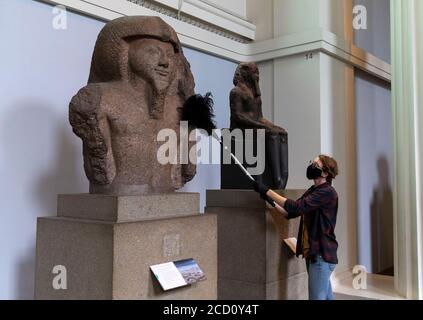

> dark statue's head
[233,62,261,97]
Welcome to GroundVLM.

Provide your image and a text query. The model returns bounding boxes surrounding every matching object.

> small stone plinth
[205,189,308,300]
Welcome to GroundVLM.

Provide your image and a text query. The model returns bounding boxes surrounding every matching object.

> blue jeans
[306,255,336,300]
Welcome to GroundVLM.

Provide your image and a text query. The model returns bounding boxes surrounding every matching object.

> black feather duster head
[180,92,217,136]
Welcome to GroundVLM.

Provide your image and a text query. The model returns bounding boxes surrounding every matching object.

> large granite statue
[228,62,288,189]
[69,16,196,195]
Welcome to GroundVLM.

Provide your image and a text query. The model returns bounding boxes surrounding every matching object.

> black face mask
[306,164,323,180]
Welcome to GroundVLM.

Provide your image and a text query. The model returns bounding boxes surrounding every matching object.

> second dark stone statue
[221,62,288,190]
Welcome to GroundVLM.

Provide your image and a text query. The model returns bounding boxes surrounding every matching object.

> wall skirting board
[39,0,391,82]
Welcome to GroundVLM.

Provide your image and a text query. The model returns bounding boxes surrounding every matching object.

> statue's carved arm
[69,85,116,185]
[260,117,287,135]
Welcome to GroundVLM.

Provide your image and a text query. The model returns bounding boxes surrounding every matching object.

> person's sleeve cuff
[284,199,297,219]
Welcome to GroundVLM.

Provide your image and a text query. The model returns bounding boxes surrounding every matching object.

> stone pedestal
[205,189,308,300]
[35,193,217,300]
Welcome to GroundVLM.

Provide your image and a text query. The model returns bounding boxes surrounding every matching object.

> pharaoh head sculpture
[69,16,196,195]
[88,16,194,118]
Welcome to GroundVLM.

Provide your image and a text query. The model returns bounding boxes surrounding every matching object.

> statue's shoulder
[230,86,248,99]
[231,84,253,96]
[230,86,242,95]
[69,83,103,114]
[69,82,122,114]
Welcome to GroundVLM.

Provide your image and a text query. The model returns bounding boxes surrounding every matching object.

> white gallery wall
[355,71,393,274]
[206,0,246,18]
[249,0,360,277]
[0,0,235,299]
[354,0,391,63]
[248,0,392,278]
[0,0,99,299]
[353,0,393,274]
[270,50,358,277]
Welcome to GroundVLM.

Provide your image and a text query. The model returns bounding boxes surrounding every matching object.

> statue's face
[128,38,176,92]
[241,64,261,97]
[241,66,257,83]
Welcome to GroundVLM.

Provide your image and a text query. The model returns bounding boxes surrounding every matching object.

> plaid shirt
[283,182,339,264]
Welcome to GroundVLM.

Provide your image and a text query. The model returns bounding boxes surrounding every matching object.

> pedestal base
[35,193,217,300]
[206,189,308,300]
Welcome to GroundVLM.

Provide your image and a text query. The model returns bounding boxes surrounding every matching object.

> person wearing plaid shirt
[254,155,339,300]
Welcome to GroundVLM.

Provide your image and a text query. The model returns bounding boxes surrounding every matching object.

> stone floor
[334,293,373,300]
[333,273,405,300]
